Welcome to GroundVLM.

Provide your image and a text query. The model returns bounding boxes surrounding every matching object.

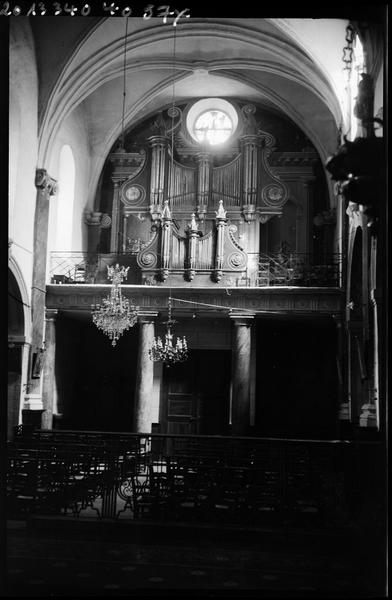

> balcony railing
[49,252,343,287]
[7,429,363,527]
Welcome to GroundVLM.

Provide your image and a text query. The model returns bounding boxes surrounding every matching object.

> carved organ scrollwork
[103,101,303,282]
[136,201,246,284]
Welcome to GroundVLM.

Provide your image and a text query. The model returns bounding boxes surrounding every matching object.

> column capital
[195,151,213,163]
[230,313,255,325]
[138,311,159,324]
[45,309,58,322]
[147,135,168,148]
[240,134,262,146]
[35,169,58,195]
[84,211,103,226]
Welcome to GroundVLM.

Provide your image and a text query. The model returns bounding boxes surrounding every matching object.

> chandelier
[149,297,188,366]
[91,264,138,346]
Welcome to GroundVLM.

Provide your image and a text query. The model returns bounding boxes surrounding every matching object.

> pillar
[85,211,102,254]
[160,200,172,281]
[84,212,102,282]
[134,313,158,433]
[334,315,350,423]
[28,169,57,402]
[334,185,345,287]
[230,314,254,435]
[186,213,198,281]
[214,200,227,282]
[41,309,58,429]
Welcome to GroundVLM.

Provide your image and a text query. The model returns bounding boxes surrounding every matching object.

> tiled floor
[4,519,382,597]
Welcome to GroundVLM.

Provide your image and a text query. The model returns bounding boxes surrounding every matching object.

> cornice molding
[45,285,343,316]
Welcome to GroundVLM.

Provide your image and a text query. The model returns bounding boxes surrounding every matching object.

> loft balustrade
[49,252,142,285]
[49,251,343,288]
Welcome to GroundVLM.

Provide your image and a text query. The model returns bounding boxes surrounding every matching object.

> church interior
[5,7,387,596]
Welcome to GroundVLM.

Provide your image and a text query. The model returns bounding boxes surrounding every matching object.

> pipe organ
[101,101,317,286]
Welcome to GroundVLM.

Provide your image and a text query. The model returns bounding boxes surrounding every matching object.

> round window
[193,109,233,145]
[186,98,238,146]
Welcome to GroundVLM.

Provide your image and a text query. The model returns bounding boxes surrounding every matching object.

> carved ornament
[35,169,58,195]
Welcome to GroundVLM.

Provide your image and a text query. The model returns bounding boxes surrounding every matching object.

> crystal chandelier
[91,264,138,346]
[149,297,188,366]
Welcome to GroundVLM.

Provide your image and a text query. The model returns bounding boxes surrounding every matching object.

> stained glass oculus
[193,109,233,145]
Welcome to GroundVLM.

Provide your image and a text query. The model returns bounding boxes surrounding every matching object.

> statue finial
[189,212,198,232]
[162,199,172,219]
[215,200,227,219]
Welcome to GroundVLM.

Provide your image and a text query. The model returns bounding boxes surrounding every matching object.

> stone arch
[37,19,343,212]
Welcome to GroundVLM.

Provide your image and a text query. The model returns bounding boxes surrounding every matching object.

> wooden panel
[168,395,193,417]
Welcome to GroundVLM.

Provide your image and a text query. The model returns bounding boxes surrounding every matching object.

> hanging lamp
[91,19,138,346]
[149,297,188,366]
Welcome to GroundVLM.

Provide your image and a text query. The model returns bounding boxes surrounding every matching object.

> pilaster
[29,169,57,400]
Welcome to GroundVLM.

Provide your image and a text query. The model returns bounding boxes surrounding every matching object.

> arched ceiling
[31,17,348,205]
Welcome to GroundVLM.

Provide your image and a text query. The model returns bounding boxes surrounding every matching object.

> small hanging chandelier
[91,264,138,346]
[149,297,188,366]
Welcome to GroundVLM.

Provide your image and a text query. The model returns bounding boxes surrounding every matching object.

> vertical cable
[121,17,129,149]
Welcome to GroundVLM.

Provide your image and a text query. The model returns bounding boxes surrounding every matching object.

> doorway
[55,314,139,431]
[255,318,339,439]
[161,349,231,435]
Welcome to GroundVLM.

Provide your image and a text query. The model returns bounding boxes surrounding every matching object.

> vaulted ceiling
[29,17,349,203]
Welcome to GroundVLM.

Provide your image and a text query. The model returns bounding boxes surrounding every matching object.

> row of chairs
[7,444,120,518]
[116,457,326,524]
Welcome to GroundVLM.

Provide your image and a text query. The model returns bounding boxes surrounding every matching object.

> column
[214,200,227,282]
[230,314,254,435]
[334,186,345,287]
[84,212,102,283]
[160,200,172,281]
[122,213,129,253]
[334,315,350,423]
[186,213,198,281]
[359,236,379,429]
[134,313,158,433]
[41,309,58,429]
[85,211,102,254]
[29,169,57,401]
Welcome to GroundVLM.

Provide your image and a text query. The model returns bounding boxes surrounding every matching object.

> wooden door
[162,350,230,435]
